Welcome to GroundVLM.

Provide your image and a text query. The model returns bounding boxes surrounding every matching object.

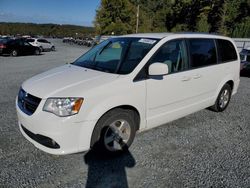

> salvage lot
[0,39,249,188]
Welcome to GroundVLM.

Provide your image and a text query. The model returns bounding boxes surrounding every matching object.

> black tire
[39,46,43,52]
[34,49,40,55]
[210,83,232,112]
[91,109,137,154]
[11,49,18,57]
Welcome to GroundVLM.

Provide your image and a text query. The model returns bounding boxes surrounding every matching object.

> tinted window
[38,39,46,43]
[189,39,217,68]
[149,39,188,73]
[247,55,250,62]
[240,54,246,61]
[216,39,238,62]
[26,39,35,42]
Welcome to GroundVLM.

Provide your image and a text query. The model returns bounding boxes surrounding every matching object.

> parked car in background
[240,47,250,70]
[26,38,55,51]
[0,38,41,56]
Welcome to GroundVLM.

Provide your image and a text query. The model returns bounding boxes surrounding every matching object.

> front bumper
[16,98,96,155]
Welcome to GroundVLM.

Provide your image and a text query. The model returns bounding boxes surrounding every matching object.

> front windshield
[73,37,159,74]
[240,54,246,61]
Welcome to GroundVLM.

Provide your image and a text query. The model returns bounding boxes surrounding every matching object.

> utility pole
[136,5,140,33]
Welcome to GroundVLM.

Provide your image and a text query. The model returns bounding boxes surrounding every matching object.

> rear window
[188,39,217,68]
[216,39,238,63]
[0,39,9,44]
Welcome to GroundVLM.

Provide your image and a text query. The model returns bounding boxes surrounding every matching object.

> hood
[22,64,119,99]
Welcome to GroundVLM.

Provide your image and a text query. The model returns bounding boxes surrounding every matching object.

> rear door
[186,38,222,104]
[146,38,220,128]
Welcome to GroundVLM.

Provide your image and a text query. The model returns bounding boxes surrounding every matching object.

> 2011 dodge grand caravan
[16,33,240,155]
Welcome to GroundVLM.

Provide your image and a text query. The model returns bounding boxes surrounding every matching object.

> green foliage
[196,15,210,32]
[95,0,136,35]
[232,17,250,38]
[95,0,250,38]
[0,22,94,37]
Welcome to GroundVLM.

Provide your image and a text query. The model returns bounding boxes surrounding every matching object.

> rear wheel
[211,83,232,112]
[34,49,40,55]
[91,109,137,154]
[11,49,18,56]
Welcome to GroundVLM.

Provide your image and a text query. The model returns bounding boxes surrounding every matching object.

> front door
[146,39,194,128]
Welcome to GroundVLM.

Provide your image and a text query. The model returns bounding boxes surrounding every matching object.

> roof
[123,32,230,40]
[123,33,173,39]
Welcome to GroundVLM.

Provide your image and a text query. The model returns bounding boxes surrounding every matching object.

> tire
[34,49,40,55]
[91,109,137,154]
[39,46,43,52]
[210,83,232,112]
[11,49,18,57]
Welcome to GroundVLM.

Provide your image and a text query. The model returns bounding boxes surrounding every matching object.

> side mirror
[148,62,169,76]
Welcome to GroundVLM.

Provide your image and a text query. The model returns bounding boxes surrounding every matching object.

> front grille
[21,125,60,149]
[18,88,41,115]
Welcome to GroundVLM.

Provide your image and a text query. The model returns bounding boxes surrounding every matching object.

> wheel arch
[90,105,141,148]
[226,80,234,90]
[214,78,234,104]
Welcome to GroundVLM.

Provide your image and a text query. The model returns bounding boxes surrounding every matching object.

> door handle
[193,74,202,79]
[181,76,191,81]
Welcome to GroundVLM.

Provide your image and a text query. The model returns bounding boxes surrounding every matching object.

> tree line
[0,22,94,37]
[94,0,250,38]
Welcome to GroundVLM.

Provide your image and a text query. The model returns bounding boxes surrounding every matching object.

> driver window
[149,39,188,74]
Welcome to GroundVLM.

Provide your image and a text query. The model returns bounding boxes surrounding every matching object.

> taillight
[0,44,6,48]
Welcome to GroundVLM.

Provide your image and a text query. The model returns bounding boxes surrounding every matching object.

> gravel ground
[0,39,249,188]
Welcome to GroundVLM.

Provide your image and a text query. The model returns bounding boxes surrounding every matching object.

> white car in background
[26,38,55,51]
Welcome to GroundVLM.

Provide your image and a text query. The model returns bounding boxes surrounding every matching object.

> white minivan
[16,33,240,155]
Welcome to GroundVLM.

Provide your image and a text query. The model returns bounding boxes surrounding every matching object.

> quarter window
[216,39,238,63]
[188,39,217,68]
[149,40,188,74]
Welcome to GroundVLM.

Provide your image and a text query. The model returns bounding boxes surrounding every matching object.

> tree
[92,0,249,37]
[196,6,211,32]
[94,0,136,35]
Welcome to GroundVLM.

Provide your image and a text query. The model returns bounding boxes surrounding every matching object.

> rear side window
[38,39,46,43]
[188,39,217,68]
[26,39,34,42]
[216,39,238,63]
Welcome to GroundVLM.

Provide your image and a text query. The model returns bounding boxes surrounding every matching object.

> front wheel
[11,49,18,56]
[91,109,137,154]
[211,83,232,112]
[51,46,55,51]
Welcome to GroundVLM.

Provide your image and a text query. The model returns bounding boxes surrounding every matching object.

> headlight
[43,98,83,117]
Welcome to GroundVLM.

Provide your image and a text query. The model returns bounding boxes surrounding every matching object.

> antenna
[136,5,140,33]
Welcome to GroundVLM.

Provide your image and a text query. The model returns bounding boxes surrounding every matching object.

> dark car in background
[240,47,250,71]
[0,38,41,56]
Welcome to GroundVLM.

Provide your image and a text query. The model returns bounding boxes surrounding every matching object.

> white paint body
[28,38,54,50]
[16,33,240,155]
